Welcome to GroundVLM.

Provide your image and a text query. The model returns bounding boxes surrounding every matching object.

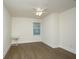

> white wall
[42,7,76,54]
[3,5,12,57]
[42,13,59,48]
[11,17,42,44]
[59,7,76,54]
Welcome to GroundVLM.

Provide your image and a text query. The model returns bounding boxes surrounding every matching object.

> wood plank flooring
[4,42,76,59]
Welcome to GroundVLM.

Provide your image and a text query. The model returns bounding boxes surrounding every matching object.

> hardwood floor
[4,42,76,59]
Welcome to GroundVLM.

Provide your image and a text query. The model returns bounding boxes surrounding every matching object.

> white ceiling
[4,0,76,18]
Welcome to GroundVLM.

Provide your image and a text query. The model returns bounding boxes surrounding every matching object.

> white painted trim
[59,46,76,54]
[3,44,11,58]
[11,41,42,44]
[42,41,59,48]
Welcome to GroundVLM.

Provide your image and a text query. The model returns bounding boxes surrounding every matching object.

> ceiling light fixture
[35,8,43,16]
[33,8,46,16]
[36,11,43,16]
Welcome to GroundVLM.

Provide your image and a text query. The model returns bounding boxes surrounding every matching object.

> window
[33,22,40,35]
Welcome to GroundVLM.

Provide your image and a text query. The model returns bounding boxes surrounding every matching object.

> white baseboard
[11,41,76,54]
[11,40,42,44]
[42,41,76,54]
[42,41,59,48]
[3,44,11,58]
[59,46,76,54]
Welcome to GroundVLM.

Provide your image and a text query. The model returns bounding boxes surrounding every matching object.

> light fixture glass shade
[38,12,43,16]
[36,11,43,16]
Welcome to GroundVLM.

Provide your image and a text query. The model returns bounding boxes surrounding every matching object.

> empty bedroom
[3,0,76,59]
